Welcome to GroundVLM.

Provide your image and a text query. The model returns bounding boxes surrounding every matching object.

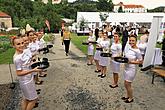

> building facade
[114,2,147,13]
[41,0,61,4]
[0,11,12,29]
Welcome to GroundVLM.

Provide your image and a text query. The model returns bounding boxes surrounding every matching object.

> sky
[68,0,165,9]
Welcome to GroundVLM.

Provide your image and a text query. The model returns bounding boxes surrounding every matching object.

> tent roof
[77,12,165,23]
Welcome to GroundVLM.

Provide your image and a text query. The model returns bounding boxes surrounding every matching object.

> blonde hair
[64,27,69,32]
[10,35,22,46]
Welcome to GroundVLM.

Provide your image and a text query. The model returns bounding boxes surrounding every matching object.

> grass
[71,33,88,54]
[71,33,163,54]
[0,33,163,64]
[0,48,15,64]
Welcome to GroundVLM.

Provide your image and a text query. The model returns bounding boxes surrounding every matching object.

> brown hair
[10,36,17,46]
[113,32,120,37]
[27,30,34,36]
[129,34,137,41]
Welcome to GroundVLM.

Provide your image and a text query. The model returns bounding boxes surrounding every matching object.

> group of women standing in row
[86,30,143,103]
[12,31,47,110]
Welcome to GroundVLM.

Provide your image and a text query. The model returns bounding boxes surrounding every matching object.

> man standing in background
[95,27,99,41]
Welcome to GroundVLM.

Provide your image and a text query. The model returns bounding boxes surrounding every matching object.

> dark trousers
[122,40,127,53]
[162,52,165,66]
[63,40,70,53]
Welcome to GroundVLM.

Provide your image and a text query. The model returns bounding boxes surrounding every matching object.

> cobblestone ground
[33,34,165,110]
[1,34,164,110]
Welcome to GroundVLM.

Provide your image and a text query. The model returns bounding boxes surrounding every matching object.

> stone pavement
[0,34,165,110]
[0,62,17,85]
[33,34,165,110]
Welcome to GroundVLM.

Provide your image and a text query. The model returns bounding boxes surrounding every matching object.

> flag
[45,20,50,31]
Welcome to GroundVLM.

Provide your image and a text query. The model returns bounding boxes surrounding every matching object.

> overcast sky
[68,0,165,9]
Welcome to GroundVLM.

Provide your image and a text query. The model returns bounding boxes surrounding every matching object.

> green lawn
[0,48,15,64]
[71,33,163,54]
[0,33,163,64]
[71,33,88,54]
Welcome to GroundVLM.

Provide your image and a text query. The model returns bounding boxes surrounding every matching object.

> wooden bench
[151,68,165,84]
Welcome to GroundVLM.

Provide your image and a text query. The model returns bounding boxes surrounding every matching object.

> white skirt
[88,45,94,55]
[99,56,109,66]
[19,77,38,100]
[110,60,120,73]
[123,64,137,82]
[94,50,101,61]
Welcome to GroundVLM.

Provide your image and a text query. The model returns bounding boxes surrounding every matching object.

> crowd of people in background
[12,24,165,110]
[83,24,165,103]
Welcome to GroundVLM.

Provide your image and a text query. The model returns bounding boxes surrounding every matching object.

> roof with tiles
[0,11,11,18]
[115,2,145,8]
[124,5,144,8]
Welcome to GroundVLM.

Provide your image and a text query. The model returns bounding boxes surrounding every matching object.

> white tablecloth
[151,48,162,65]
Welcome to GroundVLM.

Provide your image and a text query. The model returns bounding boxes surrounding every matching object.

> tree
[79,17,87,31]
[99,12,109,29]
[99,12,109,23]
[148,6,165,12]
[96,0,113,12]
[118,6,123,13]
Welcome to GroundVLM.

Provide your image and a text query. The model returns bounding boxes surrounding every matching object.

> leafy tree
[96,0,113,12]
[0,0,114,31]
[99,12,109,23]
[148,6,165,12]
[118,6,123,13]
[79,17,87,31]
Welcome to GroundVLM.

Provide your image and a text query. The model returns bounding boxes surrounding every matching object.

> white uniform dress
[123,47,142,82]
[29,41,40,55]
[99,39,110,66]
[87,36,95,55]
[29,42,40,75]
[38,38,46,49]
[110,43,122,73]
[94,38,103,61]
[14,52,38,100]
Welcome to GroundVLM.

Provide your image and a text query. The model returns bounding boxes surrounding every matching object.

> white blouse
[28,41,40,54]
[111,43,122,57]
[14,52,33,83]
[100,39,110,53]
[125,48,142,68]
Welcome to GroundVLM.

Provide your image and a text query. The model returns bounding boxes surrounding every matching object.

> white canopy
[77,12,165,23]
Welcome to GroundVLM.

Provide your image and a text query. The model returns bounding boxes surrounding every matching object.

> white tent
[77,12,165,23]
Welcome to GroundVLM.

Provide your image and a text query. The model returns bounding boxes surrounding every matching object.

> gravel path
[33,34,165,110]
[0,34,164,110]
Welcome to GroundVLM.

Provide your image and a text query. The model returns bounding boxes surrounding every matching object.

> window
[1,22,5,28]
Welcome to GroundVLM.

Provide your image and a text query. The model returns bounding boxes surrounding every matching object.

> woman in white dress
[28,33,43,85]
[122,35,142,103]
[94,30,103,72]
[87,30,95,65]
[98,32,110,78]
[109,33,122,88]
[12,36,42,110]
[137,31,149,58]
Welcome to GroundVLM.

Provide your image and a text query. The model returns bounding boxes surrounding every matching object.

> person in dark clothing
[61,29,63,37]
[95,27,99,41]
[116,25,120,33]
[162,37,165,66]
[122,27,129,53]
